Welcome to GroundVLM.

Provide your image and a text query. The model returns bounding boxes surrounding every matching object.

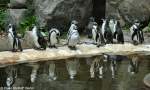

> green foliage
[19,0,36,34]
[122,23,130,31]
[19,16,37,34]
[0,9,7,31]
[147,22,150,32]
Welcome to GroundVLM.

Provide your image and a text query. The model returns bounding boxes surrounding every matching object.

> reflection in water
[128,56,140,74]
[66,59,80,79]
[0,55,149,90]
[30,64,39,83]
[5,66,17,89]
[48,61,57,81]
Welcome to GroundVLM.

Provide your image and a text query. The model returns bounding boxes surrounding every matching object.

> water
[0,56,149,90]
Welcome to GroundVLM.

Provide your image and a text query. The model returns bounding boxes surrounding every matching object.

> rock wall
[8,0,27,27]
[8,0,93,31]
[9,0,27,9]
[7,0,150,29]
[34,0,93,31]
[106,0,150,26]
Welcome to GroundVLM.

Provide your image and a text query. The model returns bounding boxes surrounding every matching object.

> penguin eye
[57,33,60,36]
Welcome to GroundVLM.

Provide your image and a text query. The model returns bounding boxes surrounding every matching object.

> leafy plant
[122,23,130,31]
[0,9,7,31]
[19,1,36,34]
[147,22,150,32]
[19,15,37,34]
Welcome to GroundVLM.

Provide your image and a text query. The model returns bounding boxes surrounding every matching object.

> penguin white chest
[109,21,115,33]
[68,30,79,46]
[32,28,40,47]
[101,22,106,35]
[8,28,14,46]
[50,33,57,45]
[92,28,97,41]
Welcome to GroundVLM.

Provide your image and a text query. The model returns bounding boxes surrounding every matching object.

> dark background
[92,0,106,24]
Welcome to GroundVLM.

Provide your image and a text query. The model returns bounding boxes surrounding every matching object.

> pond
[0,55,149,90]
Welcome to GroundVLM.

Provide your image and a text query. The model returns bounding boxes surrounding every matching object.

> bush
[122,23,130,31]
[0,9,7,31]
[19,16,37,34]
[147,22,150,32]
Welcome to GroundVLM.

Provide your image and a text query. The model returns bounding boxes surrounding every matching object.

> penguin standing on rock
[7,24,23,52]
[101,19,113,44]
[31,25,47,50]
[67,20,78,38]
[87,17,96,38]
[113,20,124,44]
[130,20,144,45]
[92,22,98,44]
[67,21,80,50]
[48,28,60,48]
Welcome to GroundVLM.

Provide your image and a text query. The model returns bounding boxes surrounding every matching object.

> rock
[9,0,27,9]
[7,9,26,27]
[33,0,93,31]
[0,43,150,67]
[0,31,33,51]
[106,0,150,26]
[143,73,150,87]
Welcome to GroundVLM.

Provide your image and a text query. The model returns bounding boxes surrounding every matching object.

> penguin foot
[53,46,58,49]
[49,46,52,48]
[68,46,77,50]
[49,45,58,49]
[12,49,17,52]
[97,44,105,48]
[132,40,139,45]
[19,48,23,52]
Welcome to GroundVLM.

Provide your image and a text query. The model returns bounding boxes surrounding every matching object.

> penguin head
[89,17,95,22]
[101,18,106,23]
[8,24,12,28]
[71,20,78,25]
[56,29,60,37]
[92,22,98,29]
[50,28,60,37]
[134,20,140,26]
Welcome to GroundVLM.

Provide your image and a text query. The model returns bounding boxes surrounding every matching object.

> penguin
[67,25,80,50]
[31,25,47,50]
[113,20,124,44]
[130,20,144,45]
[7,24,23,52]
[87,17,96,38]
[109,19,115,34]
[48,28,60,48]
[101,19,113,44]
[128,56,139,74]
[5,66,17,89]
[103,54,120,79]
[100,19,107,44]
[91,22,98,44]
[67,20,78,38]
[96,30,104,47]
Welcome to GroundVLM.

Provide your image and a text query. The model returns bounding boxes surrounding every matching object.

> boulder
[9,0,27,9]
[106,0,150,26]
[33,0,93,31]
[0,31,33,51]
[143,73,150,87]
[7,9,26,27]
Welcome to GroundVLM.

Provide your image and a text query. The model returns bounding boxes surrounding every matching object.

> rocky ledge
[0,43,150,67]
